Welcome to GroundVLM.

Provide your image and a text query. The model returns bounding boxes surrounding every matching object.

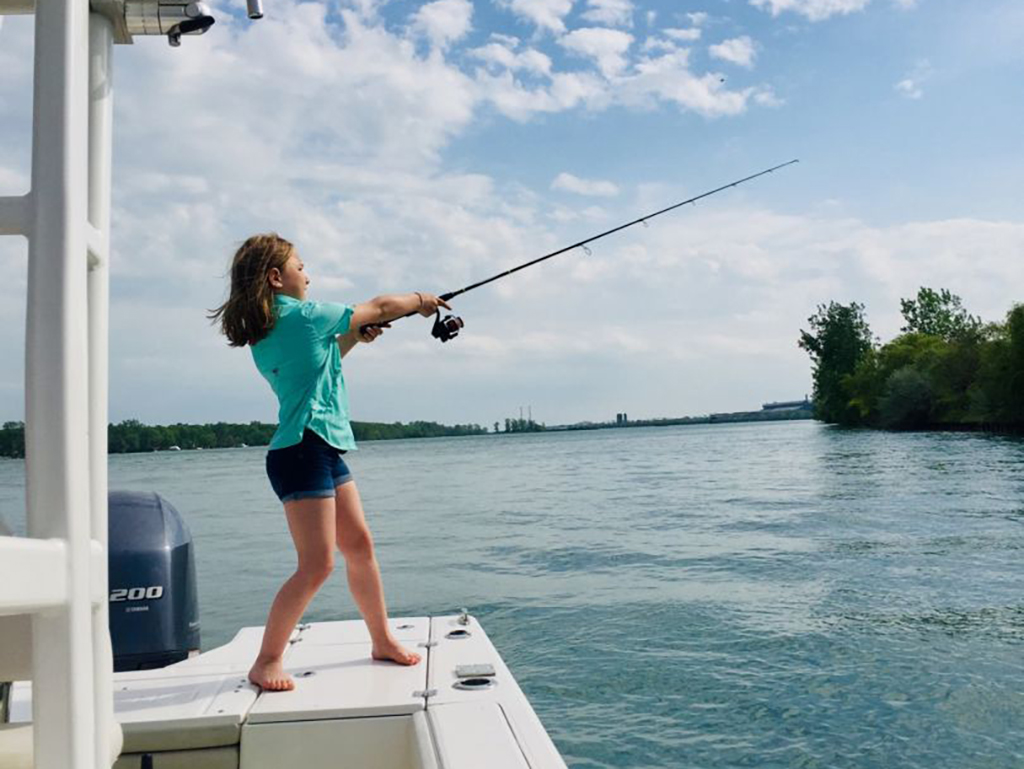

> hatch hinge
[413,688,438,699]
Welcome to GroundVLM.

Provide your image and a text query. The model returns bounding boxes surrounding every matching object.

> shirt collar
[274,293,300,306]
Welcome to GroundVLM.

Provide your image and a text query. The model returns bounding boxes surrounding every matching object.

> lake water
[2,421,1023,768]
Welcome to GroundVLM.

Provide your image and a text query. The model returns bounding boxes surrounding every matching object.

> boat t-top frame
[0,1,236,766]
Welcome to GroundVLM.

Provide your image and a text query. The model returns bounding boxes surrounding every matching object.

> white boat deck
[10,614,567,769]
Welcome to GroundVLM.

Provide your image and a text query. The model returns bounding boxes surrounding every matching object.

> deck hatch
[247,641,428,723]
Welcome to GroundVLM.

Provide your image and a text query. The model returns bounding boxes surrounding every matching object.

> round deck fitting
[453,677,496,691]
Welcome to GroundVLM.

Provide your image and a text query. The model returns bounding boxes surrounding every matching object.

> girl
[210,232,450,691]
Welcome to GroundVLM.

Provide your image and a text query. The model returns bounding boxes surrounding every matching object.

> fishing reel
[432,311,464,343]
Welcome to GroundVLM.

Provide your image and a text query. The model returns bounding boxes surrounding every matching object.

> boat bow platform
[10,614,567,769]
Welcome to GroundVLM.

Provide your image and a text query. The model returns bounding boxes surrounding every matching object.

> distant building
[761,397,812,412]
[615,413,629,425]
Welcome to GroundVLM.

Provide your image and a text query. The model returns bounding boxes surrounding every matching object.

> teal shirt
[251,295,357,451]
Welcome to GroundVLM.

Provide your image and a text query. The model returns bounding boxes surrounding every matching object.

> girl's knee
[296,555,335,585]
[338,530,374,562]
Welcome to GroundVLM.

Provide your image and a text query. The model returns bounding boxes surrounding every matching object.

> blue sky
[1,0,1022,428]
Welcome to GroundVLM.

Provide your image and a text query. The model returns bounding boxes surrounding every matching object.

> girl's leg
[248,496,337,690]
[334,481,421,666]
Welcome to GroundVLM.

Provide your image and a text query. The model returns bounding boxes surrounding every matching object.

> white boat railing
[0,1,114,766]
[1,0,217,761]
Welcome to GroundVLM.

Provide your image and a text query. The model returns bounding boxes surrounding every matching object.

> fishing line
[366,159,800,342]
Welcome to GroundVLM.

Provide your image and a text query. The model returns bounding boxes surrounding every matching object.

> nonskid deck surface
[10,615,567,769]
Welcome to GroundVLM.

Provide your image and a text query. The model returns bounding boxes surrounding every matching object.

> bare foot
[248,657,296,691]
[372,637,422,666]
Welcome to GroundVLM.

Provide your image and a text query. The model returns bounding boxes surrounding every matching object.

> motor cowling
[108,491,200,672]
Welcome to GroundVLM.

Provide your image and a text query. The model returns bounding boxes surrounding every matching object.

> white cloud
[749,0,870,21]
[623,49,753,117]
[345,0,386,20]
[548,203,609,223]
[498,0,575,33]
[474,68,611,120]
[894,78,921,99]
[581,0,634,27]
[475,41,762,120]
[894,59,932,99]
[664,27,702,42]
[468,38,552,75]
[709,35,757,67]
[559,27,634,77]
[411,0,473,49]
[641,36,678,54]
[686,11,709,25]
[751,0,920,18]
[490,32,521,47]
[753,87,784,107]
[551,173,620,196]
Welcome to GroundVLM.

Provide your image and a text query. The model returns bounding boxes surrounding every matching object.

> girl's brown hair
[209,233,295,347]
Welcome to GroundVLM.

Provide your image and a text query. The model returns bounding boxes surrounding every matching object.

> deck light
[122,0,214,46]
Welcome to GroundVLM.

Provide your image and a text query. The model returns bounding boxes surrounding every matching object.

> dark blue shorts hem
[279,489,336,503]
[267,429,354,503]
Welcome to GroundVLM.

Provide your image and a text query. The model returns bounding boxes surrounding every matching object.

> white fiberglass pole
[88,11,115,768]
[27,0,97,766]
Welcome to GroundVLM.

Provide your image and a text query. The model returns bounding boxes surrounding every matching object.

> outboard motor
[108,491,200,672]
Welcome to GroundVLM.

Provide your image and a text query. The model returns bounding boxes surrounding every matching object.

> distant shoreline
[0,419,488,458]
[0,408,816,458]
[550,409,813,432]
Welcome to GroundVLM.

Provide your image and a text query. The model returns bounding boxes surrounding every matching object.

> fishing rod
[367,159,799,342]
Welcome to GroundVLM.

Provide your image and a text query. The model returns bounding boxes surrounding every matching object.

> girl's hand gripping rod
[361,159,799,342]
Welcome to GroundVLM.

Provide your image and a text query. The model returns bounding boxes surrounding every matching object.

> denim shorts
[266,429,353,503]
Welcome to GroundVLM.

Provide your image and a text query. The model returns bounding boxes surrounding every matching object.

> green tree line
[799,288,1024,430]
[0,419,487,458]
[503,417,545,433]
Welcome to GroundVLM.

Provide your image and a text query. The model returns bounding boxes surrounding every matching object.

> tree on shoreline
[798,301,873,425]
[800,288,1024,431]
[900,287,982,341]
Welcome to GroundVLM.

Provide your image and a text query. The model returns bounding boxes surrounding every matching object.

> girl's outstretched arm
[350,292,451,330]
